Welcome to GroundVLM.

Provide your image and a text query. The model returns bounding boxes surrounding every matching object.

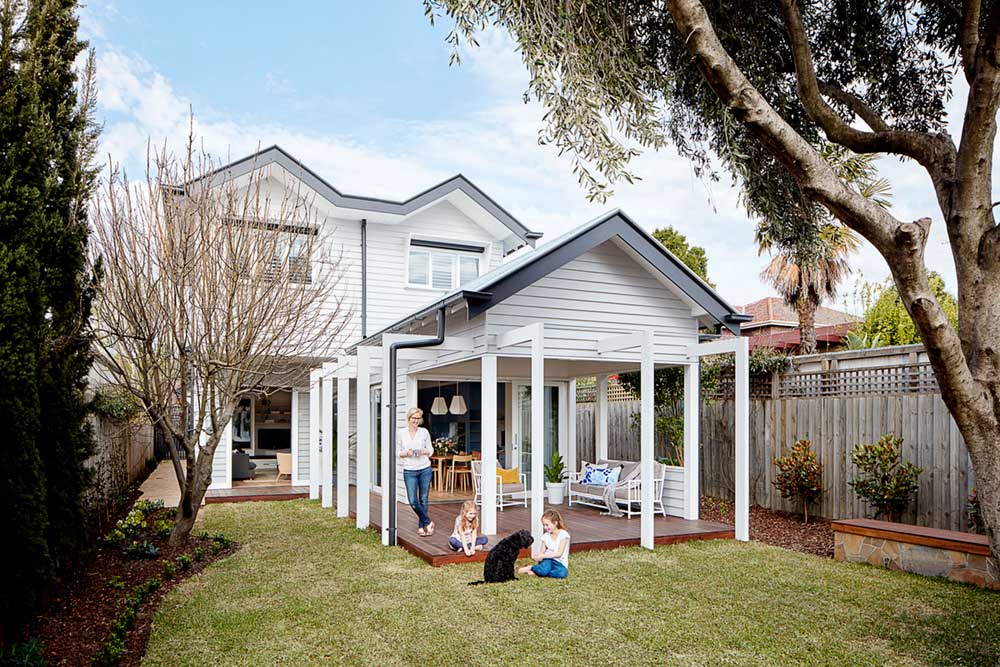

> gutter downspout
[387,307,445,547]
[361,219,367,338]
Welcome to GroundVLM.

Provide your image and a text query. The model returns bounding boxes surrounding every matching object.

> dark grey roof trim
[410,238,485,253]
[465,211,745,334]
[182,145,540,246]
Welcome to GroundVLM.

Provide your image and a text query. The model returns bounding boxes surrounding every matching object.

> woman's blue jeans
[403,466,433,529]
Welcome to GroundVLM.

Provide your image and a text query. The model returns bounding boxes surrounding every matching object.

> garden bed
[26,503,236,667]
[699,496,834,558]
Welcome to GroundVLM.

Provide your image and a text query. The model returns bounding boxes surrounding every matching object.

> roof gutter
[387,307,446,547]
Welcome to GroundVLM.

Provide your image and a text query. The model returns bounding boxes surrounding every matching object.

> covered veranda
[308,211,752,558]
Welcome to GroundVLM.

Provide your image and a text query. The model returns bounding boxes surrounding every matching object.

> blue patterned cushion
[581,463,608,485]
[582,464,621,486]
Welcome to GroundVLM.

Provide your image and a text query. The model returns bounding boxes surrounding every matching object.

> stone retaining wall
[834,529,998,590]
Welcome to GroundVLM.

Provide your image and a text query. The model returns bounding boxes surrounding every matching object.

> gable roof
[356,209,751,346]
[174,145,541,247]
[738,296,858,330]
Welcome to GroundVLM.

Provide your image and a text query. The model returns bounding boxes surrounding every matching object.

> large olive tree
[426,0,1000,557]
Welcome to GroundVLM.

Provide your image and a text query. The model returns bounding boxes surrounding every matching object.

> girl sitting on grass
[519,509,570,579]
[449,500,488,557]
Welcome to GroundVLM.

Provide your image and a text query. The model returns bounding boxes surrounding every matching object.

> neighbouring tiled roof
[737,296,859,330]
[747,321,858,351]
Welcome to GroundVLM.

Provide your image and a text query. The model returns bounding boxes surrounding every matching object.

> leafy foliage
[91,576,162,667]
[849,434,922,522]
[0,638,45,667]
[544,450,566,484]
[652,226,713,287]
[854,273,958,346]
[1,0,100,627]
[92,385,145,422]
[843,330,883,350]
[772,440,823,524]
[124,540,161,560]
[176,553,194,571]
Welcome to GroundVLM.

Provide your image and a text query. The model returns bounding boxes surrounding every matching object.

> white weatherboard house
[207,146,752,550]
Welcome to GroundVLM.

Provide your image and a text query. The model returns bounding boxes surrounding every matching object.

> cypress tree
[27,0,98,572]
[0,0,98,627]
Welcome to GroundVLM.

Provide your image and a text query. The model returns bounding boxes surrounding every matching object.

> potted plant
[544,451,567,505]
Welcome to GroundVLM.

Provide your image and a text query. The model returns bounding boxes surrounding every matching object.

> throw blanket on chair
[602,483,623,517]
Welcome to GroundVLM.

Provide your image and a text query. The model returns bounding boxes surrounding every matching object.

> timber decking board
[205,485,309,503]
[348,488,734,567]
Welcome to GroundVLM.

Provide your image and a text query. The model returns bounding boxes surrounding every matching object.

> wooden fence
[575,346,977,532]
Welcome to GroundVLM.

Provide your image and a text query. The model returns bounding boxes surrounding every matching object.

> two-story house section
[200,146,541,490]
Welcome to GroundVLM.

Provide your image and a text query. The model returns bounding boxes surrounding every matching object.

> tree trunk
[798,301,817,354]
[803,501,809,525]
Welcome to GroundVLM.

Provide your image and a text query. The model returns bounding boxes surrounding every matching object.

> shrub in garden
[772,439,823,523]
[0,638,45,667]
[154,518,174,540]
[193,547,205,562]
[161,560,176,580]
[176,553,193,571]
[124,540,160,560]
[849,434,922,522]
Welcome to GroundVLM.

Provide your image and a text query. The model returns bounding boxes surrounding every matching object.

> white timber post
[735,336,750,542]
[337,374,350,518]
[321,369,334,509]
[683,362,700,521]
[290,389,300,486]
[309,368,322,500]
[380,338,392,546]
[481,354,498,535]
[531,324,545,543]
[567,378,577,478]
[356,347,371,530]
[596,374,609,461]
[640,329,655,550]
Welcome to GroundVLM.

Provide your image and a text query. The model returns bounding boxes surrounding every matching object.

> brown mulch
[28,509,237,667]
[700,496,835,558]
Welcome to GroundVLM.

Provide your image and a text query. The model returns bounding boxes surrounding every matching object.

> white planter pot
[547,481,566,505]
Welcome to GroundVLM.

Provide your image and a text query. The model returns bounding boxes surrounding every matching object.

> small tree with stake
[849,434,922,523]
[772,439,823,524]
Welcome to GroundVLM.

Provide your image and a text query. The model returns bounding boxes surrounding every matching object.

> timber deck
[349,488,734,566]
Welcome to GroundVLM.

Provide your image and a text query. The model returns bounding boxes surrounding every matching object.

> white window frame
[405,237,485,291]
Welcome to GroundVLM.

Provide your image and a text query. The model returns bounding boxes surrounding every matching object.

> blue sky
[79,1,962,309]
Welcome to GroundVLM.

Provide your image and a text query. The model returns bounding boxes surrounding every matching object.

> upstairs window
[407,240,483,290]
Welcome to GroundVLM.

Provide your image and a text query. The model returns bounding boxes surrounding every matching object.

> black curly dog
[468,530,534,585]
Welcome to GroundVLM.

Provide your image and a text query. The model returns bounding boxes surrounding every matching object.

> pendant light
[449,382,467,415]
[431,381,448,415]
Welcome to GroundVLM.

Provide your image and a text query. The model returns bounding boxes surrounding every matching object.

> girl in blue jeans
[519,510,570,579]
[398,408,435,536]
[449,501,488,556]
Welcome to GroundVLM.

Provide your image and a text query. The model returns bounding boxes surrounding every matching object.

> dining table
[429,454,453,492]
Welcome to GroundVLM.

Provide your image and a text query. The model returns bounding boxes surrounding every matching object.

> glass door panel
[515,384,559,491]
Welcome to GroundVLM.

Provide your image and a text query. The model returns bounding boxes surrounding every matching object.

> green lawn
[143,501,999,667]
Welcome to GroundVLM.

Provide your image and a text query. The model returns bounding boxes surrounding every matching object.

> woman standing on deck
[397,407,435,536]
